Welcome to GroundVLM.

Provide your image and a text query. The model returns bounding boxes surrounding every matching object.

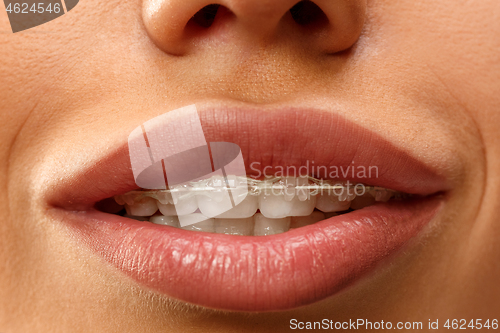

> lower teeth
[106,176,409,236]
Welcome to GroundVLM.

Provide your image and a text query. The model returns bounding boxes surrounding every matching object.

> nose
[142,0,367,55]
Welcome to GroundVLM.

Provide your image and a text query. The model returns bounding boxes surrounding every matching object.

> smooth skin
[0,0,499,331]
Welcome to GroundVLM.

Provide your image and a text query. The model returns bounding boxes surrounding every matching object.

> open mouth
[46,102,449,312]
[100,176,410,236]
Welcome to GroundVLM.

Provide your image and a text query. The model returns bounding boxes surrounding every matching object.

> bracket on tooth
[114,176,405,206]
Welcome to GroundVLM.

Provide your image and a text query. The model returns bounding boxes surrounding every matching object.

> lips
[46,103,449,311]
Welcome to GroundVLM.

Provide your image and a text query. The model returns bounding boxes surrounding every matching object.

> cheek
[0,0,142,128]
[370,0,500,115]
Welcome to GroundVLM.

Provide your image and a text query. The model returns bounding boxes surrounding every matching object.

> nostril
[142,0,365,55]
[190,4,221,28]
[290,1,328,26]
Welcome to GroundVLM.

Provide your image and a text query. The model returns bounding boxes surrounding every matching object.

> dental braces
[115,176,408,206]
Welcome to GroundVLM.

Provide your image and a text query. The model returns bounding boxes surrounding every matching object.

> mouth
[46,102,449,312]
[107,176,411,234]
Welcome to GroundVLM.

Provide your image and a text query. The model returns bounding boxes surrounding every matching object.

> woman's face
[1,0,499,331]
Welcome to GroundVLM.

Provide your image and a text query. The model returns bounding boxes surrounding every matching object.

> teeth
[157,194,197,216]
[315,193,351,212]
[350,193,376,210]
[156,191,174,205]
[150,215,180,227]
[283,176,317,216]
[114,195,126,206]
[125,197,158,216]
[289,195,316,216]
[215,193,258,218]
[259,189,294,218]
[283,177,296,201]
[338,188,357,202]
[215,218,253,235]
[196,176,235,217]
[254,213,291,236]
[258,178,304,218]
[370,189,393,202]
[197,192,234,217]
[294,176,311,201]
[115,193,135,206]
[290,211,325,229]
[156,202,177,216]
[113,175,405,235]
[178,212,211,225]
[180,214,215,232]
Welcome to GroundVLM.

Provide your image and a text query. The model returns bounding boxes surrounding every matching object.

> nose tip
[142,0,366,55]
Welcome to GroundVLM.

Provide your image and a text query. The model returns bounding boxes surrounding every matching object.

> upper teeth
[113,175,402,236]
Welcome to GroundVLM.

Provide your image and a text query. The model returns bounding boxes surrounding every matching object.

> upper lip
[45,101,450,311]
[47,102,450,211]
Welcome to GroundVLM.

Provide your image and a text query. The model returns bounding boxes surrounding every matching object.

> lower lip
[59,196,442,311]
